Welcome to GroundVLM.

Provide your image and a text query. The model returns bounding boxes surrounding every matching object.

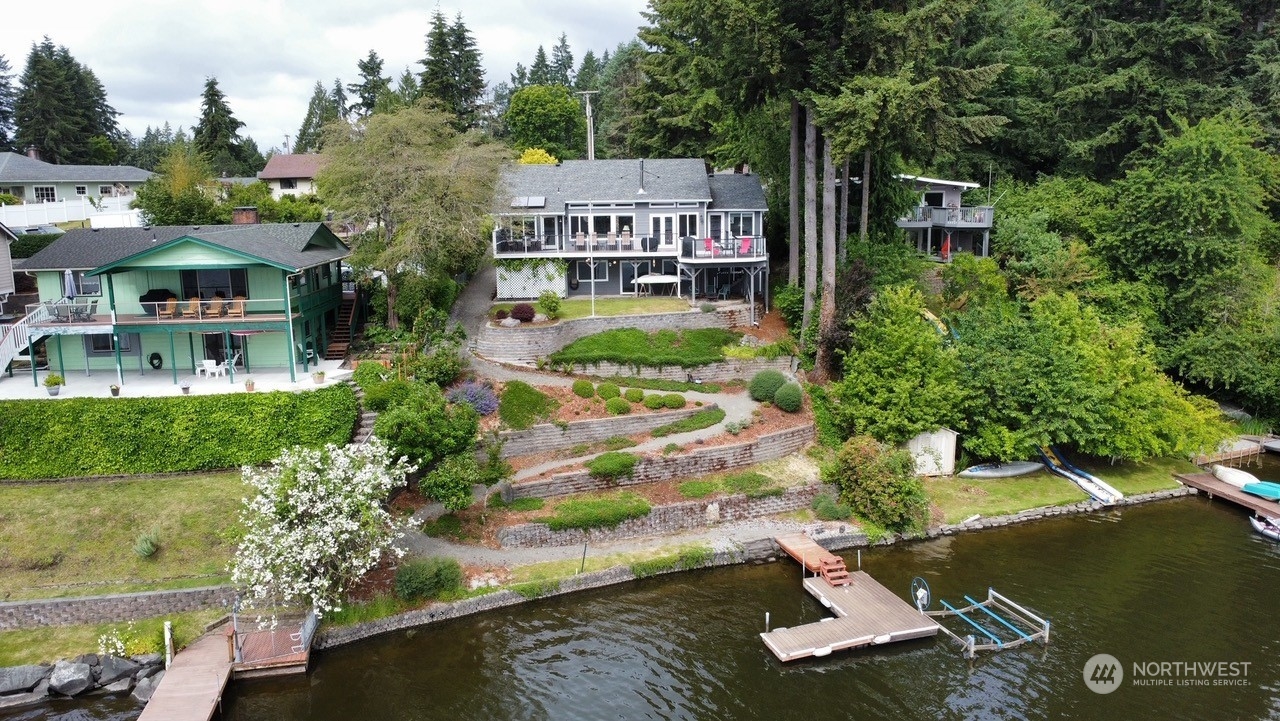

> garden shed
[906,428,958,477]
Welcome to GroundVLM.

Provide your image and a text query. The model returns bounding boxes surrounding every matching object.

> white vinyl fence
[0,196,137,228]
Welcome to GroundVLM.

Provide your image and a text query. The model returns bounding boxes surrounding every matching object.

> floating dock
[1194,438,1264,466]
[1178,472,1280,518]
[761,534,940,662]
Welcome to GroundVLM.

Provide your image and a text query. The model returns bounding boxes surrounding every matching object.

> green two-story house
[5,222,351,387]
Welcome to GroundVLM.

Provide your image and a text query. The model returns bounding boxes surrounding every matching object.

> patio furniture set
[46,301,99,323]
[155,295,247,320]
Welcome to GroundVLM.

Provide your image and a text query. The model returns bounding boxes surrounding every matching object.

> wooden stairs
[325,297,357,361]
[819,557,851,587]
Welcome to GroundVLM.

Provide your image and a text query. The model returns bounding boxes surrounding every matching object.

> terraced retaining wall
[563,358,793,382]
[0,586,234,630]
[490,404,719,458]
[510,423,816,500]
[497,483,825,548]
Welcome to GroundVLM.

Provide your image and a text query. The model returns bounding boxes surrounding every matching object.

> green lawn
[0,473,246,600]
[493,297,691,320]
[550,327,741,368]
[0,609,225,666]
[1074,456,1195,495]
[926,471,1090,524]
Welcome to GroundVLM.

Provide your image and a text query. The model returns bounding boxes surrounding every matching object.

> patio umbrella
[63,269,78,300]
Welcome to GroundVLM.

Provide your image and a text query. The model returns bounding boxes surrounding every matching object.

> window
[86,333,130,354]
[592,215,612,237]
[180,268,249,301]
[322,263,332,281]
[99,186,114,196]
[76,272,101,296]
[576,261,608,281]
[678,213,698,238]
[280,179,297,190]
[569,216,590,237]
[728,212,755,237]
[75,186,87,196]
[34,186,55,203]
[924,191,944,207]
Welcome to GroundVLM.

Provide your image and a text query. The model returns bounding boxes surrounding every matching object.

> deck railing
[493,233,768,259]
[897,205,993,228]
[678,236,767,260]
[0,302,54,372]
[26,297,292,324]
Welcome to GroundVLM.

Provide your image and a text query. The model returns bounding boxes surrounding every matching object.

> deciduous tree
[505,84,585,159]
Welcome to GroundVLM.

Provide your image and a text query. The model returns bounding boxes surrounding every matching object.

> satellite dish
[911,577,931,612]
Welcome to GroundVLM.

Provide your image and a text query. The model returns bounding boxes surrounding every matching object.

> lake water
[10,457,1280,721]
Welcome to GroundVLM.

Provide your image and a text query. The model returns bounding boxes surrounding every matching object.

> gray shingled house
[0,150,152,203]
[493,159,769,313]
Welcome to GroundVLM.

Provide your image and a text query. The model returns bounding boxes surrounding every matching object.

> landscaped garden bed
[484,379,714,434]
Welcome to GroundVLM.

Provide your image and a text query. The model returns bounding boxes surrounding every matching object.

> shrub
[663,442,682,454]
[605,397,631,415]
[572,379,595,398]
[510,303,537,322]
[651,408,725,437]
[133,530,160,559]
[812,493,854,521]
[0,385,358,479]
[399,344,466,388]
[748,370,787,402]
[596,382,621,399]
[774,383,804,412]
[394,557,464,601]
[363,379,415,412]
[623,388,645,403]
[447,381,499,416]
[585,451,639,481]
[603,436,636,450]
[498,380,557,430]
[493,309,509,320]
[374,385,479,467]
[700,303,717,313]
[540,492,651,531]
[537,290,562,320]
[642,394,666,410]
[423,454,481,511]
[352,361,389,391]
[679,480,718,498]
[822,435,928,531]
[662,393,686,409]
[596,376,722,393]
[774,284,805,331]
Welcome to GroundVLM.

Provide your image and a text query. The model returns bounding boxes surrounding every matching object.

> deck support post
[225,330,235,383]
[283,274,297,383]
[29,336,37,386]
[56,335,65,381]
[169,331,177,385]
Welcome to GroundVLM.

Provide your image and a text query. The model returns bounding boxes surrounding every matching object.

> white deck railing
[0,302,54,372]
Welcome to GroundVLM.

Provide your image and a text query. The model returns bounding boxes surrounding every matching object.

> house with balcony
[4,222,352,388]
[257,154,324,200]
[0,149,151,202]
[493,159,769,316]
[895,174,993,260]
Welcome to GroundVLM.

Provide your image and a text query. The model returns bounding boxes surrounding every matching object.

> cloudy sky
[0,0,650,153]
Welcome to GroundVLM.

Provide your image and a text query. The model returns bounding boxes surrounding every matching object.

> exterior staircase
[819,557,851,587]
[325,296,357,361]
[349,381,378,445]
[0,303,55,376]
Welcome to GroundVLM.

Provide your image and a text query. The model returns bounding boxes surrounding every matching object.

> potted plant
[244,377,255,393]
[312,370,325,384]
[109,384,120,397]
[43,374,64,396]
[179,380,191,395]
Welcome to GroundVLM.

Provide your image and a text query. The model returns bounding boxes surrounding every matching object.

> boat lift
[910,578,1051,659]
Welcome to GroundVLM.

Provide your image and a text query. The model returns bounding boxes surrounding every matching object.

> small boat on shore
[1250,516,1280,542]
[1263,439,1280,454]
[1211,465,1280,500]
[957,461,1044,479]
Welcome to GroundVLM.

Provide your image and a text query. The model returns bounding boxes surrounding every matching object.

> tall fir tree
[347,50,390,117]
[575,50,603,91]
[529,46,552,85]
[330,78,349,122]
[192,77,249,176]
[295,81,338,153]
[14,37,120,164]
[448,13,486,129]
[0,55,15,152]
[550,33,575,87]
[419,9,453,107]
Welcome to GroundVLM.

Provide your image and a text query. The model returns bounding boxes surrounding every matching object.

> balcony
[896,206,993,230]
[26,297,297,329]
[494,232,674,257]
[678,236,767,263]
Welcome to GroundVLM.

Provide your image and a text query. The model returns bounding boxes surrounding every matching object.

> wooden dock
[762,534,940,662]
[1178,472,1280,517]
[137,633,231,721]
[1194,438,1264,466]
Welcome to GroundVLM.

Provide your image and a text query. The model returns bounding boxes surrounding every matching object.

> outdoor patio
[0,359,352,400]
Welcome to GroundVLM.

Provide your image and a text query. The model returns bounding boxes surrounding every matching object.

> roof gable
[0,222,16,244]
[707,173,767,210]
[500,159,712,214]
[0,152,152,184]
[258,154,325,180]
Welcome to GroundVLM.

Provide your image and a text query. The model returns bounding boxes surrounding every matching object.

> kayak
[1250,516,1280,542]
[1213,465,1261,489]
[956,461,1045,479]
[1243,482,1280,501]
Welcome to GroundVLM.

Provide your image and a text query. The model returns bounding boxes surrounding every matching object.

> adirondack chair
[157,297,178,319]
[207,296,226,317]
[181,297,201,318]
[226,296,246,318]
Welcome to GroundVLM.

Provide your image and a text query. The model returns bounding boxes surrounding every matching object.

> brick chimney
[231,206,260,225]
[25,146,40,161]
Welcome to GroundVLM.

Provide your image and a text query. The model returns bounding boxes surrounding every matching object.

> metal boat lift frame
[923,588,1051,659]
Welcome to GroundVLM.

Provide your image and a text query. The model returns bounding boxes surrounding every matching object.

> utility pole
[576,90,598,160]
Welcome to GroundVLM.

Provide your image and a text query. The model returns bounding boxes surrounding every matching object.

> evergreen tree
[295,81,337,153]
[575,50,602,91]
[192,77,248,176]
[330,78,349,122]
[14,37,121,164]
[529,46,552,85]
[347,50,390,117]
[0,55,16,152]
[550,33,575,87]
[419,9,453,107]
[510,63,528,89]
[448,13,486,129]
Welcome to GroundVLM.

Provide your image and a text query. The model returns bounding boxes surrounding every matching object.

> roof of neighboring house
[217,176,260,187]
[21,223,349,273]
[257,154,326,180]
[0,152,152,184]
[501,159,721,213]
[897,174,981,191]
[707,173,768,210]
[0,222,16,244]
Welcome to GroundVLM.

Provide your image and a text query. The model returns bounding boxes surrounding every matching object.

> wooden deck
[1194,438,1264,466]
[761,572,941,662]
[233,626,310,679]
[774,533,840,573]
[1178,472,1280,518]
[136,633,231,721]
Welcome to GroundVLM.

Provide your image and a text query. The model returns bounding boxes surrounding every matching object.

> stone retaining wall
[510,424,816,499]
[490,404,719,459]
[0,586,234,630]
[565,357,793,382]
[474,306,750,363]
[315,485,1199,651]
[497,484,824,548]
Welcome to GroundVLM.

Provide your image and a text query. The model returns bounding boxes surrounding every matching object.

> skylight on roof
[510,196,546,209]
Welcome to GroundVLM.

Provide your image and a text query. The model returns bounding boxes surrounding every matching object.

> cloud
[0,0,647,151]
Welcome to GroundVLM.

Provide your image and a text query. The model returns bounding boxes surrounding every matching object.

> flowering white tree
[230,438,415,618]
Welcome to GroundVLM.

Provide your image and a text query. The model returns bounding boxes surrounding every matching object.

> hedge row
[0,384,358,479]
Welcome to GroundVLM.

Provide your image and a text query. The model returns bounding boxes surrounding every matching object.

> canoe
[956,461,1045,479]
[1213,465,1261,489]
[1243,482,1280,501]
[1249,516,1280,542]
